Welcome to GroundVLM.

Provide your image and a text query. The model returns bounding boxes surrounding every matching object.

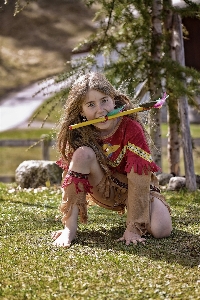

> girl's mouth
[98,116,108,124]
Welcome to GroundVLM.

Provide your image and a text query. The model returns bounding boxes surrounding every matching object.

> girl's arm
[126,168,151,236]
[117,168,151,245]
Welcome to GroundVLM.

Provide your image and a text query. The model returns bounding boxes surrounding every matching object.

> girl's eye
[102,98,108,103]
[87,102,95,107]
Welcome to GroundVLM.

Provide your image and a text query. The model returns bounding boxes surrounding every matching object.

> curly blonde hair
[57,72,146,174]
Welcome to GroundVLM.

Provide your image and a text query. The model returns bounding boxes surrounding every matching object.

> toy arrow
[69,93,168,130]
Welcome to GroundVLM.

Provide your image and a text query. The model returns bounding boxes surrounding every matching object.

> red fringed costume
[101,116,160,175]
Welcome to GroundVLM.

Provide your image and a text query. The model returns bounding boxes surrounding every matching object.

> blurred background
[0,0,97,182]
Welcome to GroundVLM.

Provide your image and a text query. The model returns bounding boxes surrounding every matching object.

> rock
[15,160,62,188]
[167,176,186,191]
[157,173,173,186]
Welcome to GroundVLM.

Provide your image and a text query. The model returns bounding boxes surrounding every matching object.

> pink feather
[153,92,168,108]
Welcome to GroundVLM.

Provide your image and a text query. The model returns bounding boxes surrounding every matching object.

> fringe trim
[61,201,88,224]
[96,174,111,198]
[62,173,93,194]
[56,158,69,171]
[125,159,160,175]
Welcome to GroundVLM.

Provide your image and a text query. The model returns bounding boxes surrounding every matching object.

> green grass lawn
[0,183,199,299]
[161,123,200,139]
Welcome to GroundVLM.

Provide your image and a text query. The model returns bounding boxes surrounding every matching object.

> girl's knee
[150,197,172,238]
[151,222,172,239]
[72,146,96,163]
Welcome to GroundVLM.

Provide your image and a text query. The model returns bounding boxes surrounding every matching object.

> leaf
[45,180,51,188]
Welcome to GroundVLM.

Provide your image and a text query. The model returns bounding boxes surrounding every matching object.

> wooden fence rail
[1,137,199,161]
[0,136,55,161]
[0,137,199,183]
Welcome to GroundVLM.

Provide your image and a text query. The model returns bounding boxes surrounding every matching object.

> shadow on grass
[1,193,199,268]
[73,226,200,268]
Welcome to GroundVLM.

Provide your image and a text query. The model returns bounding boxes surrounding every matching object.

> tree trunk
[149,0,163,169]
[167,99,180,175]
[164,2,181,175]
[173,13,197,191]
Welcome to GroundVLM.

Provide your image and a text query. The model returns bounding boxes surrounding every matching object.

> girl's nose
[96,103,104,114]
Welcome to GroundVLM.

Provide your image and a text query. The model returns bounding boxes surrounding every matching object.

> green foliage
[2,0,200,109]
[64,0,200,104]
[13,0,31,16]
[0,183,199,299]
[57,0,200,176]
[29,90,67,126]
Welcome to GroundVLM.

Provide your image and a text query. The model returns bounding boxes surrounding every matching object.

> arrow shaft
[69,106,148,130]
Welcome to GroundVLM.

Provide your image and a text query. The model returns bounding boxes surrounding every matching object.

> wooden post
[41,134,50,160]
[173,13,197,191]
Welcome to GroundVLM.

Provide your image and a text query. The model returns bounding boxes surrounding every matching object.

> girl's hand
[117,229,146,245]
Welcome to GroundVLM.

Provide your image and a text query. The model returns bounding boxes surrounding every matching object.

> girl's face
[81,89,116,135]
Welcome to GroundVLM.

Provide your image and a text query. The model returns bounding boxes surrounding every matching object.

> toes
[116,236,125,242]
[132,240,138,245]
[51,230,63,240]
[139,238,146,244]
[126,240,131,245]
[52,233,72,248]
[51,232,57,239]
[53,240,71,248]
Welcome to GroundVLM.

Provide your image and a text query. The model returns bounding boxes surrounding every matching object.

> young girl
[52,72,172,247]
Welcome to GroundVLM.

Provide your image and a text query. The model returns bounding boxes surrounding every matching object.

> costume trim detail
[62,170,93,194]
[56,158,69,170]
[150,184,160,193]
[107,142,153,168]
[107,145,126,167]
[111,176,161,193]
[111,176,128,189]
[127,142,153,162]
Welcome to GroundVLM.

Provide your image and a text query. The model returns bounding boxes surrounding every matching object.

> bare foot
[52,204,78,247]
[53,226,77,248]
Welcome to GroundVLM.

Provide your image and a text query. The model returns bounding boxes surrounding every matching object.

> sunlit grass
[161,123,200,175]
[0,128,54,140]
[0,129,58,176]
[162,145,200,175]
[161,123,200,139]
[0,183,199,299]
[0,146,58,176]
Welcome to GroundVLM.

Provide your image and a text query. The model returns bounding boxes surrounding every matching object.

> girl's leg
[52,205,79,247]
[53,146,104,247]
[69,146,104,187]
[148,197,172,238]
